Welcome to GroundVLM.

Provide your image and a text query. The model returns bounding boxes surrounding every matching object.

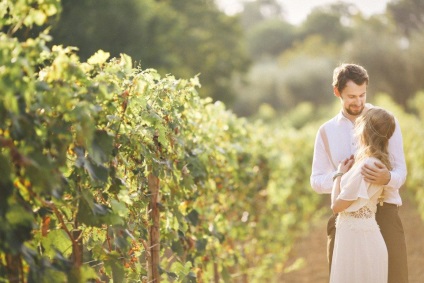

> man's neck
[341,110,358,123]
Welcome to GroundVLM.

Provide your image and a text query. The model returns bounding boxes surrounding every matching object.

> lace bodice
[336,202,380,232]
[340,205,374,219]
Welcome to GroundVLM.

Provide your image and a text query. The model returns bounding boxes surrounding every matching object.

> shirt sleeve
[338,162,369,201]
[310,126,337,194]
[386,118,407,189]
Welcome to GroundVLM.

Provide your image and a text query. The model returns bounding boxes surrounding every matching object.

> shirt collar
[336,111,350,123]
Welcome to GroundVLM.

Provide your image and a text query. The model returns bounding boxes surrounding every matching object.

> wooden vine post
[5,254,22,283]
[148,172,160,282]
[148,131,161,282]
[72,229,83,269]
[147,132,162,283]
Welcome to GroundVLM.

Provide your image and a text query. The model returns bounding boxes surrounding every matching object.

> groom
[310,63,408,283]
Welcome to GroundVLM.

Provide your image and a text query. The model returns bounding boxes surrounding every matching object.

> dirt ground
[279,193,424,283]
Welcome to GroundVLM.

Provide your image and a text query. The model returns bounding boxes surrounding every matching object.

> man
[310,63,408,283]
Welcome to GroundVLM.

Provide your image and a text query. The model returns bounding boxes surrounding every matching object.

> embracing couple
[311,63,408,283]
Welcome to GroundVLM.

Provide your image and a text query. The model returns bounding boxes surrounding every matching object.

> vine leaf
[104,252,125,282]
[89,130,114,164]
[87,50,110,65]
[76,191,123,227]
[5,204,34,252]
[74,145,109,183]
[84,158,109,183]
[41,229,73,258]
[185,209,199,226]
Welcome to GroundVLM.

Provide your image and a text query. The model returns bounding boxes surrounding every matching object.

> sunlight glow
[216,0,390,25]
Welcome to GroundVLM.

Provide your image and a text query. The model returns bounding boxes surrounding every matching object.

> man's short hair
[332,63,369,93]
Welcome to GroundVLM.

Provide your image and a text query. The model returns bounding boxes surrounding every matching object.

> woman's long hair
[354,107,396,170]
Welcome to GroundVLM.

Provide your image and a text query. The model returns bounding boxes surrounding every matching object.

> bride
[329,107,395,283]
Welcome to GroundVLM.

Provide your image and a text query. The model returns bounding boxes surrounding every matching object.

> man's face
[335,80,367,117]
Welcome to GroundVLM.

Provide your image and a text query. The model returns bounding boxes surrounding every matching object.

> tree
[298,3,353,44]
[343,16,415,106]
[50,0,249,104]
[387,0,424,37]
[166,0,250,104]
[239,0,284,30]
[246,19,295,58]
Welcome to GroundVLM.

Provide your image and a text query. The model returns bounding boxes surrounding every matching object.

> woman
[329,107,395,283]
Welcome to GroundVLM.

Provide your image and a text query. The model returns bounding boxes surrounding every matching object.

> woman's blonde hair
[354,107,396,170]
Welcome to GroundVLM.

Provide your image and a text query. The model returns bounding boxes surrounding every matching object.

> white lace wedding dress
[329,157,388,283]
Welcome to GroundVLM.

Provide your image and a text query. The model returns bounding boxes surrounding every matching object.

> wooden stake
[148,172,160,283]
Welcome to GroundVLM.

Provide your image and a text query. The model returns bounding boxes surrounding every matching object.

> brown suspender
[319,127,337,170]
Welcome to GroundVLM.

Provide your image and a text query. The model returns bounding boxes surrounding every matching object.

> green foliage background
[231,0,424,116]
[50,0,249,104]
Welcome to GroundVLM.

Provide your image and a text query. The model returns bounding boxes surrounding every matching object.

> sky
[216,0,391,25]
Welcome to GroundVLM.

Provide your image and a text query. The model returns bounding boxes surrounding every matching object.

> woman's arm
[331,176,354,213]
[331,156,355,214]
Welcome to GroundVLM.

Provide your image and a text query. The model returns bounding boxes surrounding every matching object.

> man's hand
[361,161,391,185]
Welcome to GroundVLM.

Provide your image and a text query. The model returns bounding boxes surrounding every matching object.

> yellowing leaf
[87,50,110,65]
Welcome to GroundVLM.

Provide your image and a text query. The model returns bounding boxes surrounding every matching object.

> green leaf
[195,238,207,254]
[41,229,73,258]
[77,191,124,227]
[4,90,19,113]
[111,199,129,217]
[104,252,125,283]
[0,2,7,21]
[185,209,199,226]
[156,124,169,148]
[171,240,184,257]
[0,154,12,181]
[166,271,178,281]
[79,265,99,281]
[25,151,61,194]
[170,261,193,279]
[89,130,114,164]
[119,53,133,73]
[30,10,47,26]
[37,268,67,283]
[5,205,33,251]
[84,158,109,182]
[87,50,110,65]
[103,213,125,226]
[221,265,231,282]
[76,191,103,227]
[108,177,126,194]
[6,204,33,227]
[186,155,207,179]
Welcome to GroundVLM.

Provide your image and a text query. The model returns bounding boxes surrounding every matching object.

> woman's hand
[337,155,354,174]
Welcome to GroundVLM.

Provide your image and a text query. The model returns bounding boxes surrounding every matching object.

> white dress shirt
[310,104,407,205]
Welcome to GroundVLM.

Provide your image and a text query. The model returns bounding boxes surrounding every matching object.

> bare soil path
[279,193,424,283]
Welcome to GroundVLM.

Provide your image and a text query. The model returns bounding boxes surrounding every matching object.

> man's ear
[334,86,341,98]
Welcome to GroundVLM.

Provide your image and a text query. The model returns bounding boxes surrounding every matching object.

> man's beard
[345,105,364,116]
